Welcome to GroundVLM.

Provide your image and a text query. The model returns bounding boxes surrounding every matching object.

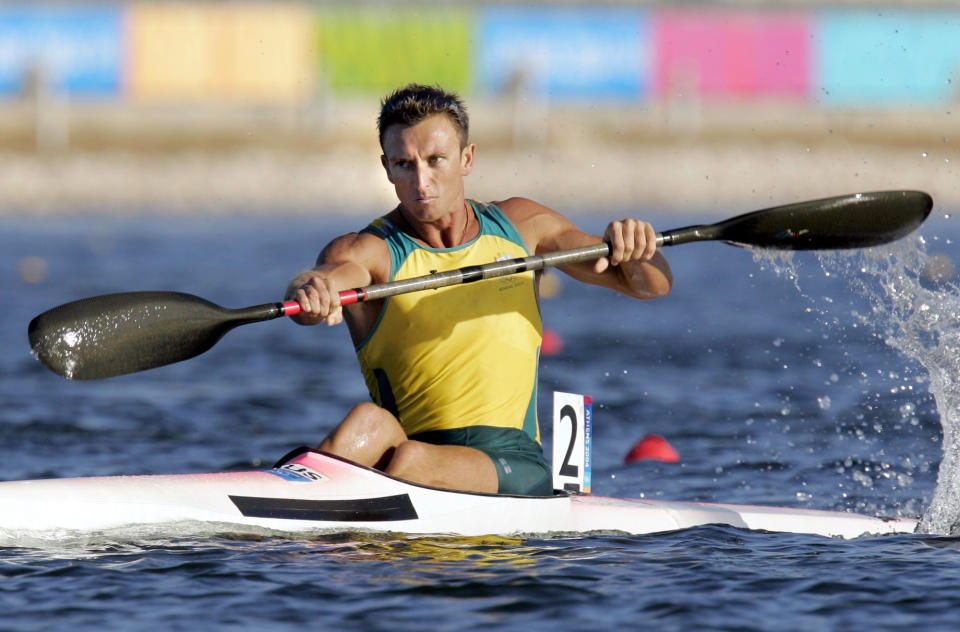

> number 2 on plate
[552,391,592,493]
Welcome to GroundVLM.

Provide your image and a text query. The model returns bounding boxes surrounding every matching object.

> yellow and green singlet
[355,200,544,442]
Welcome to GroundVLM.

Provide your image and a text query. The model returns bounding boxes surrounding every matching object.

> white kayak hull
[0,447,918,543]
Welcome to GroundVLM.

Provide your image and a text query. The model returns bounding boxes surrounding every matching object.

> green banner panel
[317,8,471,94]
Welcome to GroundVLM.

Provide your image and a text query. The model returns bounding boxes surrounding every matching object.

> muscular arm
[502,197,673,300]
[284,231,389,328]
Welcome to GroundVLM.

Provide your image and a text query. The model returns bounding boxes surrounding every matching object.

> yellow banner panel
[129,3,315,103]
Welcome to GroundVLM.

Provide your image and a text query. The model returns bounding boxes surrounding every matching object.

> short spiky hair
[377,84,469,148]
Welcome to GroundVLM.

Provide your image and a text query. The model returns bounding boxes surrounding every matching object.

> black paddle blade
[28,291,284,380]
[661,190,933,250]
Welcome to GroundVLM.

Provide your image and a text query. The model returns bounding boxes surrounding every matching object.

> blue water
[2,209,960,630]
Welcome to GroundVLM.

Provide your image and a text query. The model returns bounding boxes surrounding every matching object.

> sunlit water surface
[2,210,960,630]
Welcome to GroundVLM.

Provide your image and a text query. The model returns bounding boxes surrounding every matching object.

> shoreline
[2,101,957,217]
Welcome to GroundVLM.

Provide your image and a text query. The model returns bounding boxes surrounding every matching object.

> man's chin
[403,198,444,218]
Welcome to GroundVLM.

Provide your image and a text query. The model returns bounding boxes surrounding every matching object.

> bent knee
[348,401,387,420]
[320,402,406,468]
[344,402,402,434]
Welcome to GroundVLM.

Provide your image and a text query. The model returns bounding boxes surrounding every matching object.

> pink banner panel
[653,10,812,100]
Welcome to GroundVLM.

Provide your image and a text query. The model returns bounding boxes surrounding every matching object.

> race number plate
[552,391,592,493]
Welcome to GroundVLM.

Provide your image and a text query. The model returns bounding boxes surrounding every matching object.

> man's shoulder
[483,197,572,253]
[321,229,390,265]
[490,196,536,211]
[490,197,553,222]
[493,197,570,231]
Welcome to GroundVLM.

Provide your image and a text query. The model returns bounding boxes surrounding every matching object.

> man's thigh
[386,441,499,493]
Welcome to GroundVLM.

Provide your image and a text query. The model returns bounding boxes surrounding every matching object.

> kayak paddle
[29,189,932,380]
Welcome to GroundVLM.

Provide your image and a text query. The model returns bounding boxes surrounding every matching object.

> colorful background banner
[316,8,471,93]
[0,5,123,97]
[475,7,649,100]
[653,10,811,100]
[817,10,960,106]
[127,3,315,103]
[1,3,959,107]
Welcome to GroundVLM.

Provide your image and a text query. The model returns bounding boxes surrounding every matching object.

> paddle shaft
[279,226,677,313]
[281,241,616,316]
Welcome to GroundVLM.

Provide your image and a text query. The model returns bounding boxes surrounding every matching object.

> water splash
[835,240,960,535]
[755,236,960,534]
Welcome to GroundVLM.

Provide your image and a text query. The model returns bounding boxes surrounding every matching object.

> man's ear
[381,154,394,183]
[460,143,476,175]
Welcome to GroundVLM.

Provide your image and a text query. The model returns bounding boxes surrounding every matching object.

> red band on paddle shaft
[280,290,362,316]
[338,289,364,306]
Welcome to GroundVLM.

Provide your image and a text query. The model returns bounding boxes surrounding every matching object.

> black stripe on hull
[229,494,418,522]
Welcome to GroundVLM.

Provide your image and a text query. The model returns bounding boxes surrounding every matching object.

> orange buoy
[624,434,680,463]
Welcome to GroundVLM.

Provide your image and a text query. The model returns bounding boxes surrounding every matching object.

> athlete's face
[380,114,475,223]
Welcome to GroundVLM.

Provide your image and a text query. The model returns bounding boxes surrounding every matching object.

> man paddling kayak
[285,84,672,495]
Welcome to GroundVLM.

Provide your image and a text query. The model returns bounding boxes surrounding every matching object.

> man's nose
[413,163,430,191]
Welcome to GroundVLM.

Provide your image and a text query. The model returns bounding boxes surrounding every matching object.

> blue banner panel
[818,10,960,106]
[0,5,124,98]
[476,7,649,100]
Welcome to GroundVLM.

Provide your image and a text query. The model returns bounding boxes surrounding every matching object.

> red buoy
[624,434,680,463]
[541,328,564,355]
